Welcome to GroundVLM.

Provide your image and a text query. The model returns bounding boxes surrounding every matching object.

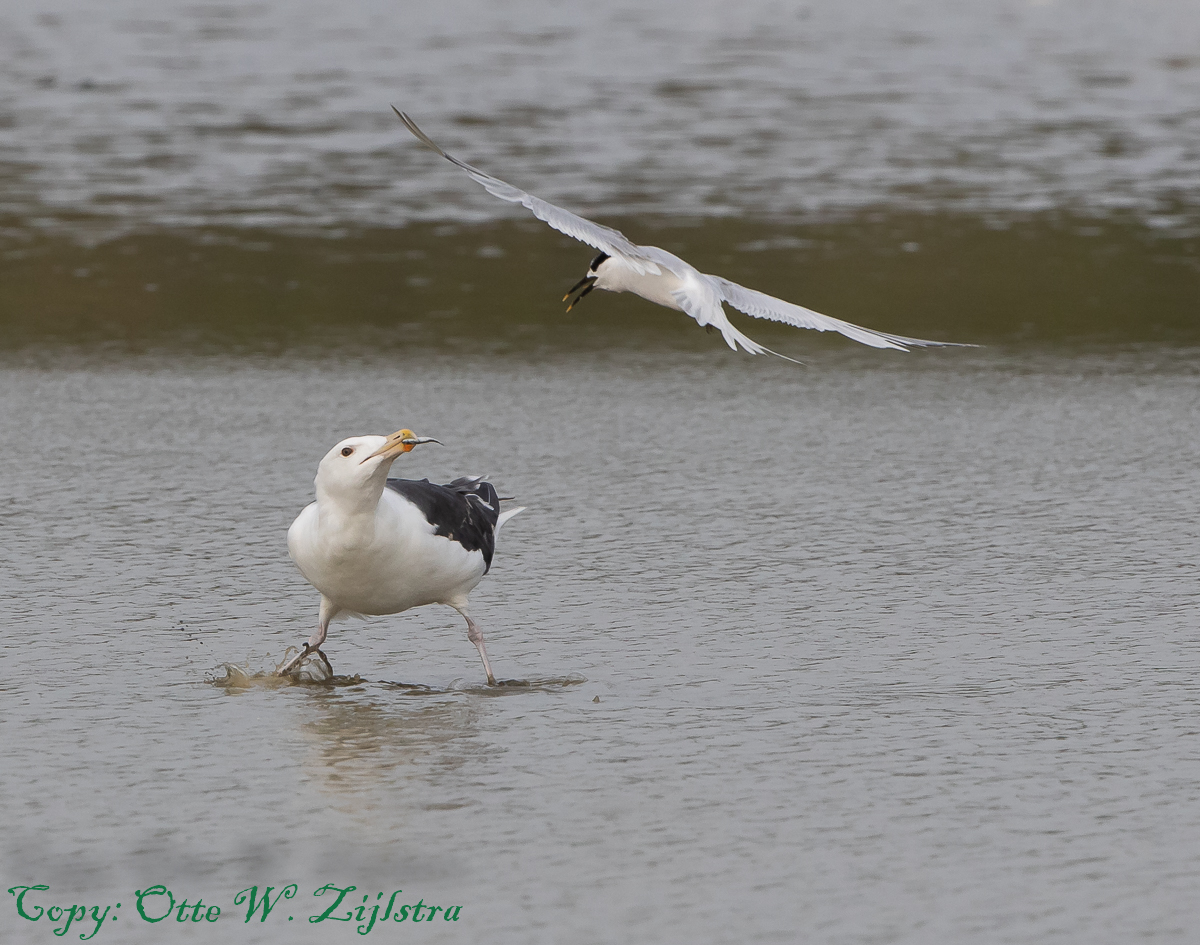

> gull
[395,108,969,360]
[278,428,524,684]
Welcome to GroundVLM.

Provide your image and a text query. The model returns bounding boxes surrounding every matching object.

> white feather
[496,506,526,533]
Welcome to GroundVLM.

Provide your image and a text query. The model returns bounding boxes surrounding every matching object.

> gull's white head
[314,428,441,506]
[562,252,612,311]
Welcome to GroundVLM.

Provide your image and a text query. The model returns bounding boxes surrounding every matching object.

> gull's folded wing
[714,277,971,352]
[385,476,500,571]
[396,109,662,276]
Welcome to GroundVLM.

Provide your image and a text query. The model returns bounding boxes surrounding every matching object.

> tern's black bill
[563,274,597,301]
[565,282,596,312]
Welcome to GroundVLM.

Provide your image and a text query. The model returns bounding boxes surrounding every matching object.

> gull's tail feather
[496,507,526,533]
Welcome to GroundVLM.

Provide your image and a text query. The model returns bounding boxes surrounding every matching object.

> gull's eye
[341,447,354,457]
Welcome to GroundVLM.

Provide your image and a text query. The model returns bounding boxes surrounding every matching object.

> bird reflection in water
[300,696,484,821]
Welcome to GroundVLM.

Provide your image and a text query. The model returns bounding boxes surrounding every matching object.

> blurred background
[1,0,1197,351]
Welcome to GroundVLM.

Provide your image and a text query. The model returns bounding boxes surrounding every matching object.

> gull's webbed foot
[278,642,313,677]
[314,648,334,677]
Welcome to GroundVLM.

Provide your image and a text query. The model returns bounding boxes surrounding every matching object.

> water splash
[207,651,364,689]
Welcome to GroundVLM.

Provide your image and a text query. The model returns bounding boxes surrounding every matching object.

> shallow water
[3,346,1200,943]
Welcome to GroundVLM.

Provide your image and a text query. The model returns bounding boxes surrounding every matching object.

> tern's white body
[592,254,687,310]
[288,488,486,616]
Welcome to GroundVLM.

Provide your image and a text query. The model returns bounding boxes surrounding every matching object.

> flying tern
[395,109,969,360]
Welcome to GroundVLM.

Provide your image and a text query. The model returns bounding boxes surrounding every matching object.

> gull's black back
[384,477,502,572]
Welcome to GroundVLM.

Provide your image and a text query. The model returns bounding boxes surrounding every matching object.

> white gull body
[396,109,972,361]
[279,428,523,683]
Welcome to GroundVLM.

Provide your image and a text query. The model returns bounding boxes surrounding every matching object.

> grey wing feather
[634,245,695,280]
[395,109,662,276]
[713,277,973,351]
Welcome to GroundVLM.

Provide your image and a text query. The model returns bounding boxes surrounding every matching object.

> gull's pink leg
[279,597,338,676]
[451,604,496,685]
[466,615,496,686]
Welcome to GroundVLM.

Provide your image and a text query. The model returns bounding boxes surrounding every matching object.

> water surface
[1,0,1199,236]
[3,347,1200,943]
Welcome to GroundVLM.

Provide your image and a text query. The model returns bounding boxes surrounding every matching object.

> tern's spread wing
[713,277,970,352]
[396,109,663,277]
[670,278,803,364]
